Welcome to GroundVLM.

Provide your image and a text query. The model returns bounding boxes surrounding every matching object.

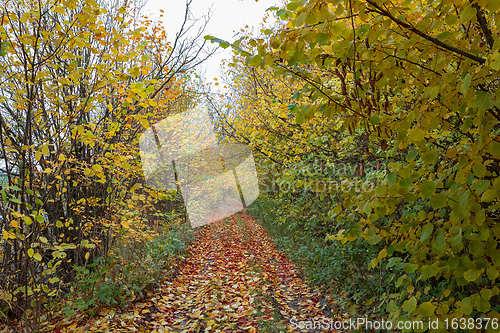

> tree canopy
[0,0,213,329]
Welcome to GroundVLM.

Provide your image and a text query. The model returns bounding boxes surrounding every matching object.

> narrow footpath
[58,211,343,332]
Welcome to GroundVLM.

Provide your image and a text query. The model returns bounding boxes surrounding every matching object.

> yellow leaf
[35,151,42,161]
[85,252,90,260]
[33,253,42,261]
[41,145,49,155]
[28,248,34,258]
[2,229,9,240]
[84,168,93,176]
[54,6,65,14]
[11,211,23,218]
[19,34,34,45]
[410,128,425,141]
[129,66,140,77]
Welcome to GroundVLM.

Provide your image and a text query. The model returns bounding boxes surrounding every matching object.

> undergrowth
[247,193,400,317]
[46,220,194,323]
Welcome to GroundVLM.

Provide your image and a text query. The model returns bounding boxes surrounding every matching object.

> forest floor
[53,211,343,332]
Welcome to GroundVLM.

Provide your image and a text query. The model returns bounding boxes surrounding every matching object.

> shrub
[59,221,193,318]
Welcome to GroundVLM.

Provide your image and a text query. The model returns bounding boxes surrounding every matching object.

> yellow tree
[0,0,212,329]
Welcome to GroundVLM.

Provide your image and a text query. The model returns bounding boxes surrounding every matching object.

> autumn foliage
[0,0,210,330]
[211,0,500,329]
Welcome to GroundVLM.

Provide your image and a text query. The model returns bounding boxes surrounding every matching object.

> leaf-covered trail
[64,212,340,332]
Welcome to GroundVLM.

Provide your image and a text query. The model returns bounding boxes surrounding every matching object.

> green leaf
[420,224,434,242]
[0,41,11,57]
[476,91,494,110]
[489,140,500,157]
[367,235,382,245]
[421,151,437,165]
[490,50,500,70]
[473,161,487,177]
[432,234,446,250]
[490,250,500,266]
[295,12,307,26]
[437,31,450,40]
[419,302,436,316]
[250,55,261,67]
[387,173,397,186]
[461,297,472,315]
[486,267,499,281]
[471,180,490,195]
[286,2,298,10]
[450,233,462,248]
[430,193,447,209]
[464,269,481,282]
[210,37,231,49]
[422,264,439,278]
[410,128,425,141]
[399,178,413,187]
[24,216,33,225]
[404,263,418,273]
[469,240,484,256]
[419,181,436,198]
[481,189,499,202]
[129,66,140,77]
[460,5,477,22]
[295,112,305,124]
[406,150,418,161]
[276,8,287,16]
[460,73,471,93]
[10,198,22,204]
[403,297,417,312]
[477,297,491,312]
[375,185,387,196]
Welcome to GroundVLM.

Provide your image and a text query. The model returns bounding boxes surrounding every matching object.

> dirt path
[60,211,341,332]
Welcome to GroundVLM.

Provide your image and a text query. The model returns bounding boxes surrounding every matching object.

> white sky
[143,0,279,84]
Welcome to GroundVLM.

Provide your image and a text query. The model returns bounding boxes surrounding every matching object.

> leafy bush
[60,222,193,317]
[248,193,402,316]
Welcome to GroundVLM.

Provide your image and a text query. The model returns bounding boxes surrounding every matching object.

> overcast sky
[143,0,279,84]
